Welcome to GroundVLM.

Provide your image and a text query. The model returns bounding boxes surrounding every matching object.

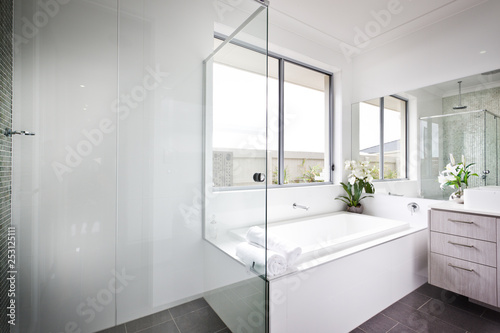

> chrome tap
[293,203,309,211]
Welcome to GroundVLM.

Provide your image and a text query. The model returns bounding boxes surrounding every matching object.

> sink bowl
[464,187,500,213]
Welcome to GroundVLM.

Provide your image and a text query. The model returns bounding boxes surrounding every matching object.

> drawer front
[431,210,496,242]
[430,232,497,267]
[430,253,497,306]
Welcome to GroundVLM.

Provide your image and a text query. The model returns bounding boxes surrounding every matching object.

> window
[359,95,407,180]
[212,37,333,188]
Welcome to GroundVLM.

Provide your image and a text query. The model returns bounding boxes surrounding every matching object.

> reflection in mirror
[353,95,407,181]
[352,70,500,200]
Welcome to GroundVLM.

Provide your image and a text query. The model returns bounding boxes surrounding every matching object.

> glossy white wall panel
[13,0,119,332]
[116,0,214,324]
[362,194,435,229]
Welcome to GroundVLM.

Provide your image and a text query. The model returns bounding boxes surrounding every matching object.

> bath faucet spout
[293,203,309,211]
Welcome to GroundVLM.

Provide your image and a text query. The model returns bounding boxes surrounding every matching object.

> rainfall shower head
[453,81,467,110]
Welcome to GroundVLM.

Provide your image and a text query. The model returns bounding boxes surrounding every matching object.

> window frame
[364,94,409,181]
[213,34,334,189]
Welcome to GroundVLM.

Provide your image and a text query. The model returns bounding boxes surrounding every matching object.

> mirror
[352,70,500,199]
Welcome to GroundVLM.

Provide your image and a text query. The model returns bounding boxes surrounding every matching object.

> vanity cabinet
[429,209,500,307]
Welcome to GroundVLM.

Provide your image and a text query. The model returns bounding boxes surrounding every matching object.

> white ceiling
[413,70,500,97]
[269,0,488,55]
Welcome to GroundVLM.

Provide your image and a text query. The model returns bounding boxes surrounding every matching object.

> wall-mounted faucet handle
[293,203,309,211]
[407,202,419,216]
[4,128,35,137]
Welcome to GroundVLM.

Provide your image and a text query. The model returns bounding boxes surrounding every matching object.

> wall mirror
[352,70,500,200]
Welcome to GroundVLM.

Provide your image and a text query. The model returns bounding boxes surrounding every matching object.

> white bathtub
[232,212,410,265]
[264,212,427,333]
[269,212,409,255]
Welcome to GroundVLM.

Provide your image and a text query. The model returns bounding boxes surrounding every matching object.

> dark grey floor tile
[382,301,465,333]
[419,298,500,333]
[359,313,398,333]
[241,292,267,313]
[169,298,209,318]
[139,321,179,333]
[415,283,485,315]
[349,328,365,333]
[174,306,226,333]
[398,291,431,310]
[415,283,459,303]
[227,282,261,299]
[214,328,231,333]
[387,323,418,333]
[125,309,172,333]
[95,324,127,333]
[482,309,500,325]
[444,296,486,316]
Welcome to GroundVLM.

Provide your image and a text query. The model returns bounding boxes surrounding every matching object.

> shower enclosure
[12,0,268,332]
[420,109,499,199]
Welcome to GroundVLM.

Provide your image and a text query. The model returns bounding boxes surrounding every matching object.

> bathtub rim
[215,211,427,281]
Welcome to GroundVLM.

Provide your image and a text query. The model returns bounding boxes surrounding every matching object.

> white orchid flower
[348,176,356,185]
[449,153,455,166]
[446,174,456,182]
[437,174,447,185]
[462,155,465,165]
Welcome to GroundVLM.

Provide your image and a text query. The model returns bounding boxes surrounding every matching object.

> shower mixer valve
[4,128,35,137]
[407,202,419,216]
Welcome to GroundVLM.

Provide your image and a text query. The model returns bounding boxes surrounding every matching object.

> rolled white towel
[246,226,302,266]
[235,242,287,277]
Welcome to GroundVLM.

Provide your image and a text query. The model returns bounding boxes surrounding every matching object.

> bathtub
[231,212,411,265]
[212,211,427,333]
[264,212,427,333]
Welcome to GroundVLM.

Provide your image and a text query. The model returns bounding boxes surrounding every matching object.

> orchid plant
[438,154,478,195]
[336,160,375,207]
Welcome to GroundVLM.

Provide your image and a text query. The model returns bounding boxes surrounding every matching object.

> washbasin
[464,186,500,213]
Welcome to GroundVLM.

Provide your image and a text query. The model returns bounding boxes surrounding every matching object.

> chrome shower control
[407,202,419,216]
[4,128,35,137]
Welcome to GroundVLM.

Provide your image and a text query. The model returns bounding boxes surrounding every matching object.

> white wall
[352,0,500,103]
[115,0,216,324]
[14,1,119,332]
[13,0,226,332]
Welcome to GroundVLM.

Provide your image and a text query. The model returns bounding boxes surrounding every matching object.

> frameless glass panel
[482,112,499,186]
[359,98,381,180]
[203,3,268,333]
[419,110,498,199]
[419,117,446,199]
[383,96,406,179]
[283,62,330,184]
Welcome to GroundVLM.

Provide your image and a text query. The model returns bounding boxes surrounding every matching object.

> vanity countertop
[429,201,500,218]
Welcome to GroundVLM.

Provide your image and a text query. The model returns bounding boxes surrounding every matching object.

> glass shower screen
[203,2,269,333]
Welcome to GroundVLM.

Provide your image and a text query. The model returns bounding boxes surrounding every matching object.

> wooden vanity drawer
[430,232,497,267]
[430,210,496,242]
[429,253,497,306]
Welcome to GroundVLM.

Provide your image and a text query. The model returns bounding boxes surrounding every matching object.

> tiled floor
[98,282,500,333]
[352,283,500,333]
[97,298,230,333]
